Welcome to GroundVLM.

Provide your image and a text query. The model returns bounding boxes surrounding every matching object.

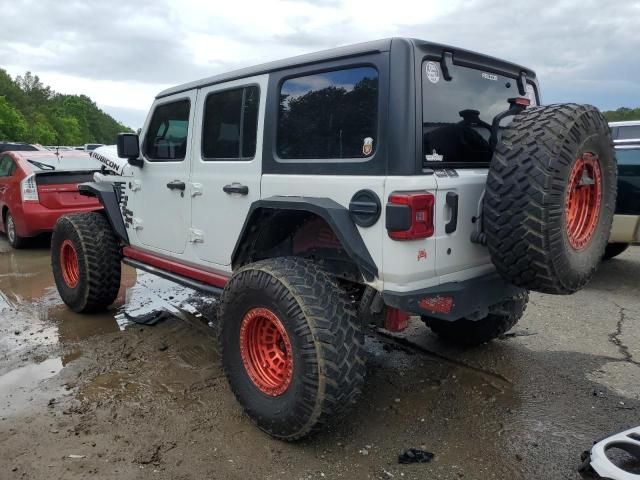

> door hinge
[130,180,142,192]
[189,228,204,243]
[132,217,143,230]
[190,182,203,197]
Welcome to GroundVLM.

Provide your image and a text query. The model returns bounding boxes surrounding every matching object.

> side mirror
[117,133,143,167]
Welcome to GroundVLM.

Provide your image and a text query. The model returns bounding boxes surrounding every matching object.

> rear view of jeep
[50,38,616,440]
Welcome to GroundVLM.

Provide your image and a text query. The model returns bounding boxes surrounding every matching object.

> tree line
[602,107,640,122]
[0,69,131,145]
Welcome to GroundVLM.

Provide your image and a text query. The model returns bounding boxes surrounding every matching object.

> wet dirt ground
[1,235,639,480]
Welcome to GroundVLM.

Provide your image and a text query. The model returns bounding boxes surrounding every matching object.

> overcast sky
[1,0,638,129]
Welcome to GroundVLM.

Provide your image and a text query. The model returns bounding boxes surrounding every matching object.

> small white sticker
[425,62,440,84]
[481,72,498,81]
[425,149,444,162]
[362,137,373,156]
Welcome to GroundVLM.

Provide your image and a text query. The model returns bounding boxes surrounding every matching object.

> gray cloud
[1,0,638,118]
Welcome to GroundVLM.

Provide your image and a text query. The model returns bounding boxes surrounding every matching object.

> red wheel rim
[60,239,80,288]
[239,307,293,396]
[565,153,602,250]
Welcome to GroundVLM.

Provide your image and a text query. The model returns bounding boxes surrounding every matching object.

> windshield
[27,155,102,172]
[616,148,640,165]
[422,61,538,167]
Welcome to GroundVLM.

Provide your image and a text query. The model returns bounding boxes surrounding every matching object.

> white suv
[50,38,616,440]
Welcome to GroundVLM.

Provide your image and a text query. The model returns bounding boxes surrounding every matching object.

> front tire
[51,212,121,313]
[5,211,26,249]
[423,292,529,347]
[219,257,366,441]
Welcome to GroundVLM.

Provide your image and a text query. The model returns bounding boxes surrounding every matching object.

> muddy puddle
[1,238,639,479]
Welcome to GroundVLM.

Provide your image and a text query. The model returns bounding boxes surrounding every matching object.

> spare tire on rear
[484,104,616,294]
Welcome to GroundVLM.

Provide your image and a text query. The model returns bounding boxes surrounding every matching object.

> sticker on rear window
[481,72,498,81]
[425,62,440,84]
[425,149,444,162]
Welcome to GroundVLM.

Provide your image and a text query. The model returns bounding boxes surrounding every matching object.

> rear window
[617,125,640,141]
[26,155,101,172]
[277,66,378,160]
[422,61,538,167]
[616,148,640,165]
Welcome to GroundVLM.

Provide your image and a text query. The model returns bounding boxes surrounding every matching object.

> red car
[0,150,102,248]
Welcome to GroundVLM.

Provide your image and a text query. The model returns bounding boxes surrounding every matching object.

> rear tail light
[20,174,39,203]
[509,97,531,107]
[386,192,435,240]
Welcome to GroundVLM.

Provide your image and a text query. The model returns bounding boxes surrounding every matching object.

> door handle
[445,192,459,234]
[223,183,249,195]
[167,180,186,191]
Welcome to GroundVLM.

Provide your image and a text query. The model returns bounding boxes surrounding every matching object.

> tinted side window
[277,67,378,160]
[618,125,640,140]
[0,156,15,177]
[144,100,191,161]
[202,86,260,160]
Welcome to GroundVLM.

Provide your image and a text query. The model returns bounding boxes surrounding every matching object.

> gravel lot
[0,236,638,479]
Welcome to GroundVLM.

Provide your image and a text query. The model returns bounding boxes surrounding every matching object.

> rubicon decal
[90,146,128,175]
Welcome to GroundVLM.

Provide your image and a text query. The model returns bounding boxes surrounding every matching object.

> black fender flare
[78,182,129,244]
[232,196,378,281]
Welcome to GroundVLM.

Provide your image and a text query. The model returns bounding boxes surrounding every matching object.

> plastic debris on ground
[398,448,434,464]
[580,426,640,479]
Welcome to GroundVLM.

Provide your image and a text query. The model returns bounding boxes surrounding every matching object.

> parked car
[83,143,104,151]
[0,151,102,248]
[609,120,640,145]
[52,38,615,440]
[0,142,45,154]
[605,142,640,258]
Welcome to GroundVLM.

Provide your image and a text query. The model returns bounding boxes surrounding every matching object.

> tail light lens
[386,192,435,240]
[20,174,39,203]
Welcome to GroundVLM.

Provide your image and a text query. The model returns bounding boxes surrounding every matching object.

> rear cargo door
[420,57,538,279]
[432,170,491,278]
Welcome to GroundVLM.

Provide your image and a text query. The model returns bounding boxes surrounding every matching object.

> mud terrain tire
[423,292,529,347]
[485,104,616,294]
[602,242,629,260]
[219,257,366,441]
[51,212,121,313]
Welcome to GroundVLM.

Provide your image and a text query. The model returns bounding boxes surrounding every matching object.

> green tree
[28,113,57,144]
[0,96,28,140]
[603,107,640,122]
[0,68,132,144]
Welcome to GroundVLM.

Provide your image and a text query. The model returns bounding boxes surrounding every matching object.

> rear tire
[423,292,529,347]
[5,211,26,249]
[602,242,629,260]
[51,212,121,313]
[219,257,365,441]
[485,104,616,294]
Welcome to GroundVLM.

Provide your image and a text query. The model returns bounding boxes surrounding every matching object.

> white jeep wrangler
[51,38,616,440]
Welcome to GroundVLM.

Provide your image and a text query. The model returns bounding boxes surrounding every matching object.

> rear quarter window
[276,66,378,160]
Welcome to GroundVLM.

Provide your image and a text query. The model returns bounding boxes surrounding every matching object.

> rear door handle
[223,183,249,195]
[445,192,459,234]
[167,180,186,191]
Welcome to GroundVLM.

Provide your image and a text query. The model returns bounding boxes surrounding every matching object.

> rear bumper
[609,214,640,244]
[382,273,524,322]
[13,202,101,237]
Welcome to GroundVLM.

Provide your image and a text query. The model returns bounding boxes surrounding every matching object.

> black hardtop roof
[157,37,536,99]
